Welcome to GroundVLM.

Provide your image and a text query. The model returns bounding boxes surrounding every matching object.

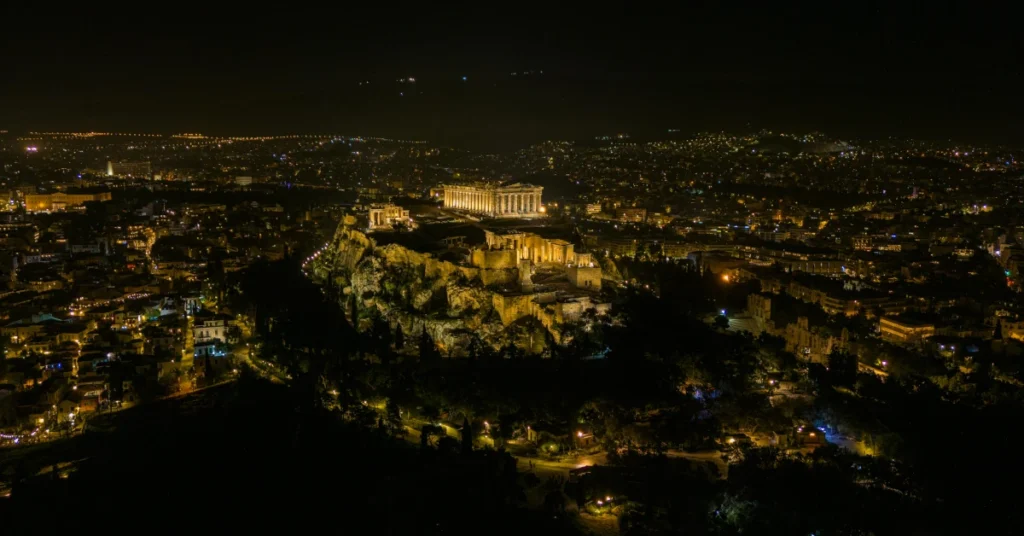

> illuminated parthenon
[442,183,544,218]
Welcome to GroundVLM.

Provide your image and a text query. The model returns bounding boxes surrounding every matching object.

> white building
[192,311,230,344]
[443,183,544,218]
[368,203,413,230]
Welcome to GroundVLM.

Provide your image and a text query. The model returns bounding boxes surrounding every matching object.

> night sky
[2,5,1020,149]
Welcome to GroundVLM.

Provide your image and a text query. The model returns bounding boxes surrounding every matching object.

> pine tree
[348,294,359,328]
[994,319,1004,340]
[394,323,405,350]
[418,328,440,363]
[467,336,482,360]
[386,399,402,431]
[204,355,214,383]
[461,417,473,455]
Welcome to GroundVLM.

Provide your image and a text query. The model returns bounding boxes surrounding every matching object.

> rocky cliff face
[311,223,591,356]
[311,225,569,356]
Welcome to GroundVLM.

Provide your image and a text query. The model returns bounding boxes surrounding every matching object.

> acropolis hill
[308,212,610,356]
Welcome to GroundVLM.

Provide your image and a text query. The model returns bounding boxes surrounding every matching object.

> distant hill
[750,136,853,155]
[519,170,587,201]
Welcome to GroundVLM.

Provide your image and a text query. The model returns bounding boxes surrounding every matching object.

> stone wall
[471,248,518,270]
[567,265,602,290]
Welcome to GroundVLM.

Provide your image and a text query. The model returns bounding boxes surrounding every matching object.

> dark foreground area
[0,374,569,534]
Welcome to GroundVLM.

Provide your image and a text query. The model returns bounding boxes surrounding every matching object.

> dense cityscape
[4,4,1024,533]
[0,126,1022,533]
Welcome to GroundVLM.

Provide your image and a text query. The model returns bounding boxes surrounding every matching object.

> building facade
[192,312,230,344]
[784,316,849,363]
[107,161,152,178]
[482,230,573,265]
[616,207,647,223]
[367,203,412,230]
[25,192,113,212]
[879,316,935,343]
[443,183,543,218]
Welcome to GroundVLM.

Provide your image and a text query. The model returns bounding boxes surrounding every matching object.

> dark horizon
[2,6,1021,150]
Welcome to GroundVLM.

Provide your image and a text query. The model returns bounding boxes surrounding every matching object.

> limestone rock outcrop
[311,223,606,356]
